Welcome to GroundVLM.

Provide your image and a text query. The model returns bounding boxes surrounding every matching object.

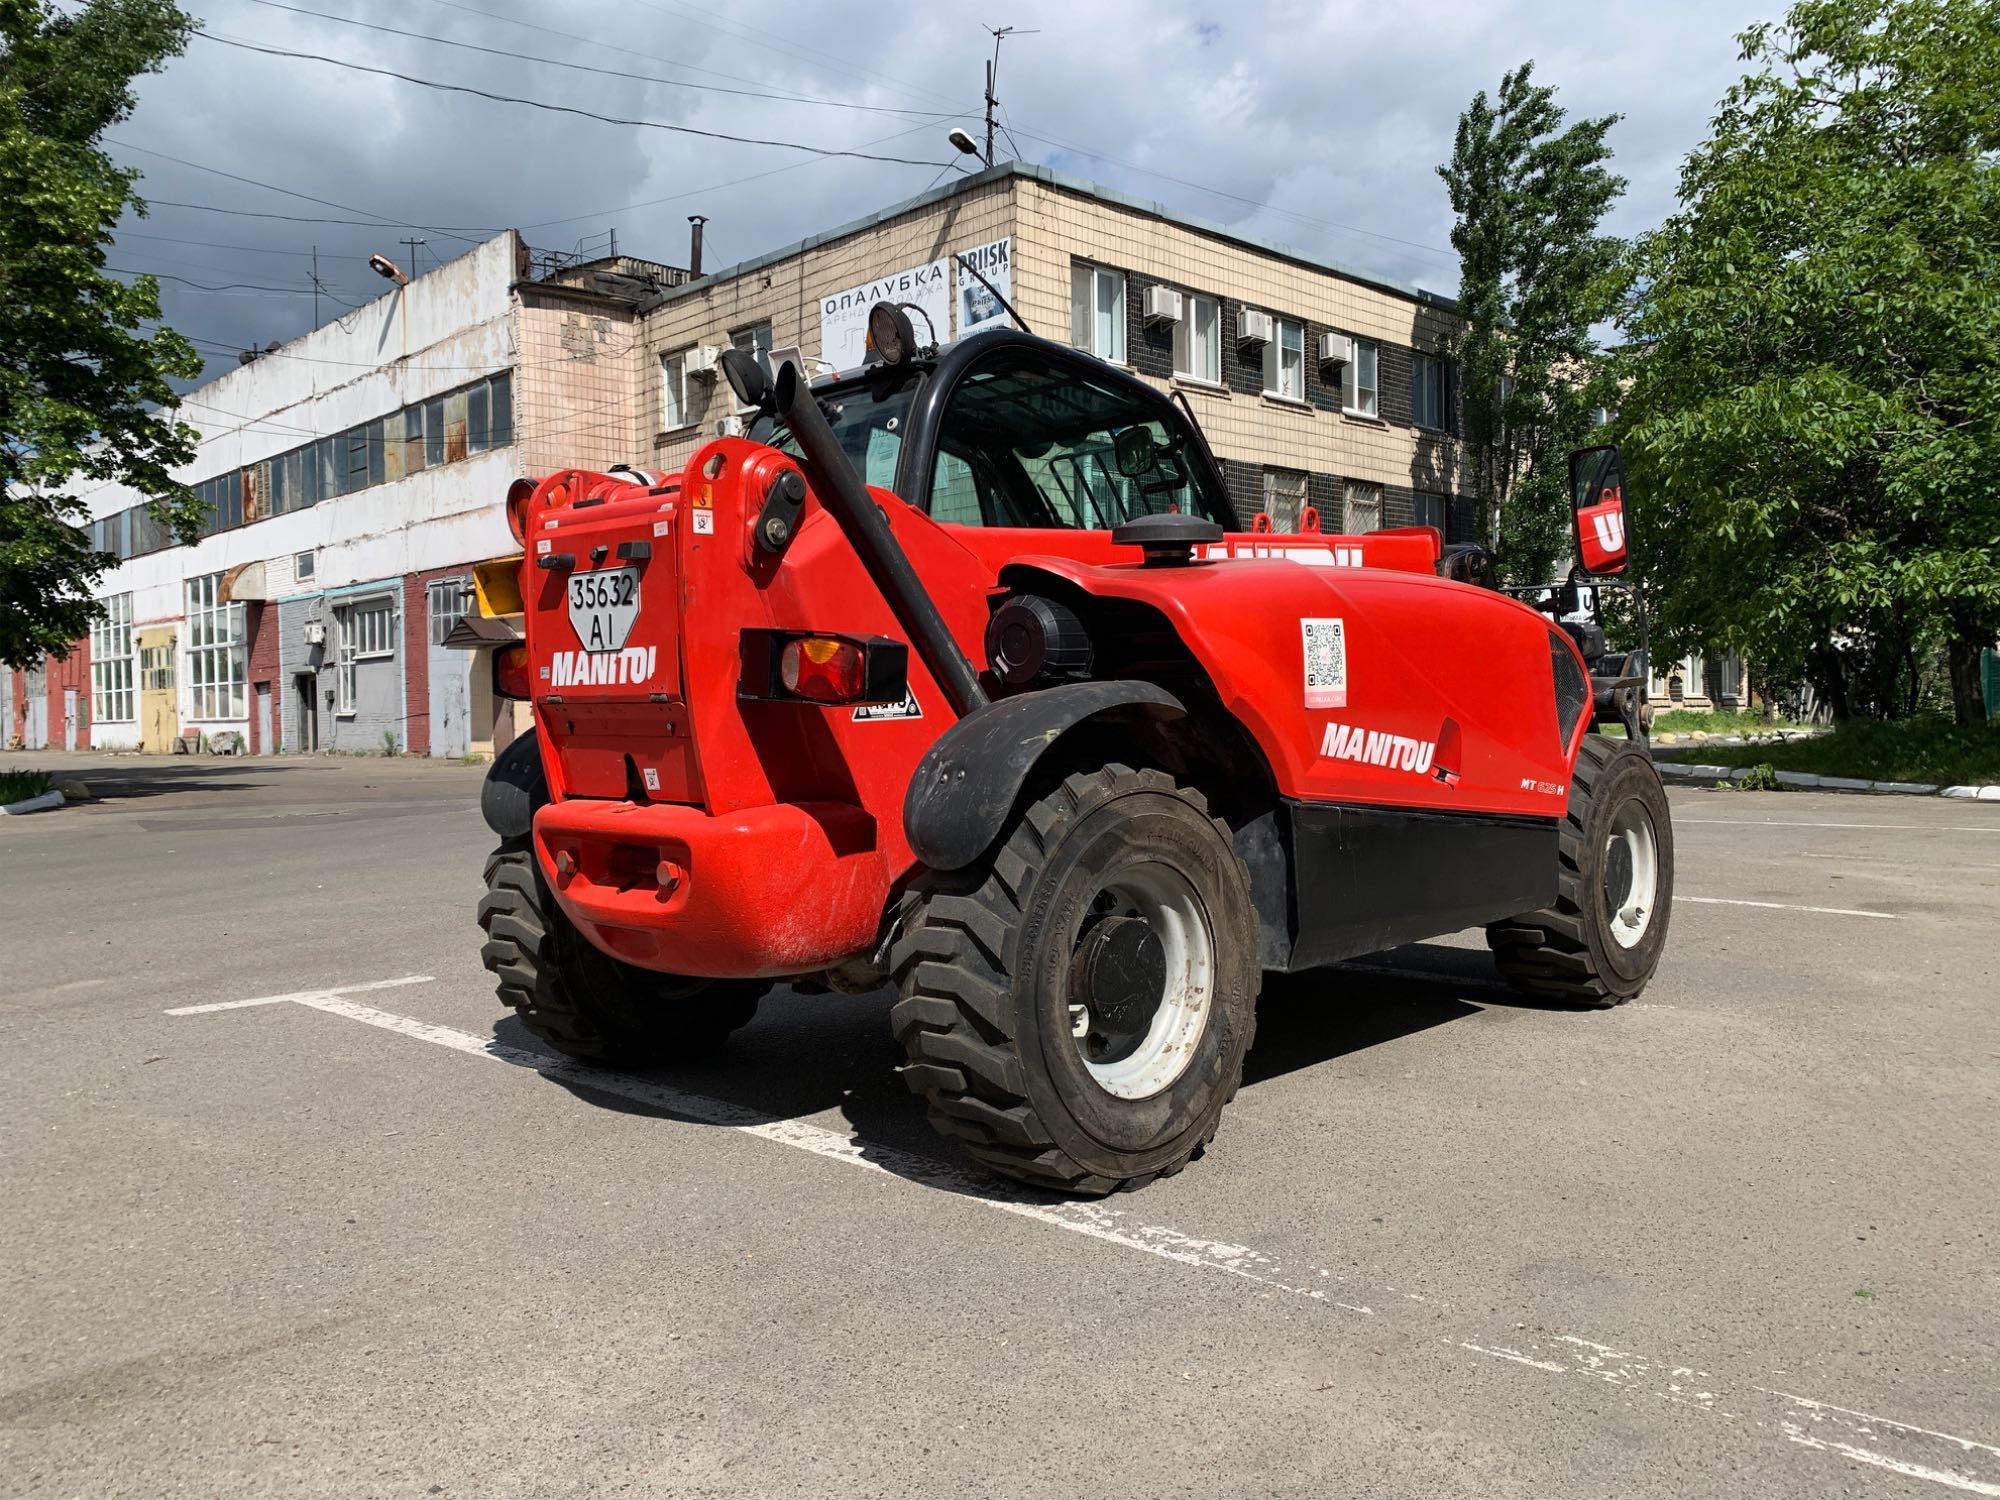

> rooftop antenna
[399,236,428,276]
[982,24,1037,168]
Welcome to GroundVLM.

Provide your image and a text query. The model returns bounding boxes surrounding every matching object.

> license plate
[566,566,640,653]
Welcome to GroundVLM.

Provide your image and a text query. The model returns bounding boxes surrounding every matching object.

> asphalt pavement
[3,750,1996,1499]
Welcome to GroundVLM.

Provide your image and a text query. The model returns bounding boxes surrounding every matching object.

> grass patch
[1652,708,1810,735]
[0,769,55,803]
[1691,717,2000,785]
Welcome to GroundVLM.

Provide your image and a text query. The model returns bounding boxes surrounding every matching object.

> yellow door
[138,627,178,753]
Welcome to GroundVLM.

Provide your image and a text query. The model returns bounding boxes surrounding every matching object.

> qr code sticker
[1301,618,1347,707]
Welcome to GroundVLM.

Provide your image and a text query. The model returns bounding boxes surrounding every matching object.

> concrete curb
[1,789,65,816]
[1654,760,2000,799]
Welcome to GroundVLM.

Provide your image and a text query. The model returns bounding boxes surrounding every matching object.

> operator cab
[737,324,1240,532]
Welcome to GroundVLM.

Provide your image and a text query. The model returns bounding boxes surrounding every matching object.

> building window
[89,592,134,723]
[1412,353,1453,432]
[1413,492,1450,533]
[1262,318,1305,402]
[731,323,773,359]
[296,550,316,581]
[1172,293,1220,384]
[1070,262,1126,363]
[1262,467,1308,531]
[185,572,246,721]
[427,578,471,646]
[1341,338,1380,418]
[488,370,513,448]
[1342,480,1383,533]
[661,349,691,430]
[332,595,395,715]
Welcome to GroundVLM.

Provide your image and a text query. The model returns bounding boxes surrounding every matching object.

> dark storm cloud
[113,0,1776,377]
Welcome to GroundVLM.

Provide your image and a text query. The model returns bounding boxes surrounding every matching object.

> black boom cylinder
[771,363,988,718]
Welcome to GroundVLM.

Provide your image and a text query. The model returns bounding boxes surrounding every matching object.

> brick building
[637,162,1473,541]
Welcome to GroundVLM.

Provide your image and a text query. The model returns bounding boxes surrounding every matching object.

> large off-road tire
[478,845,766,1065]
[1486,735,1674,1006]
[891,764,1260,1196]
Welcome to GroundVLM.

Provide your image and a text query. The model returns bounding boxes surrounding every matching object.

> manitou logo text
[549,646,658,688]
[1318,722,1436,776]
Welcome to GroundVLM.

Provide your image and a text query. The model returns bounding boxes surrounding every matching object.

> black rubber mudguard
[902,680,1186,872]
[480,729,546,841]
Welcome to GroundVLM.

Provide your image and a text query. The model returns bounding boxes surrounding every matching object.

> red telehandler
[476,305,1671,1194]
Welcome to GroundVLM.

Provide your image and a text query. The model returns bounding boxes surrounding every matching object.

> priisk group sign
[818,238,1012,371]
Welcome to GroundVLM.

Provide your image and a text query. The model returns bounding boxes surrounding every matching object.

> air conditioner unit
[1142,286,1183,324]
[1238,308,1274,346]
[302,620,326,646]
[685,344,724,377]
[713,414,744,438]
[1317,332,1353,367]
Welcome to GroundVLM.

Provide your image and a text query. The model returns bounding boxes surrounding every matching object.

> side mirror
[719,348,771,410]
[1113,425,1159,478]
[1570,443,1629,576]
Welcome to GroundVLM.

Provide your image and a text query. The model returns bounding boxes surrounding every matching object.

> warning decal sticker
[1301,618,1347,708]
[852,688,922,722]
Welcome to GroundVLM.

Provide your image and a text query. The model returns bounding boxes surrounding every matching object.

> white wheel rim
[1604,800,1659,948]
[1070,863,1214,1101]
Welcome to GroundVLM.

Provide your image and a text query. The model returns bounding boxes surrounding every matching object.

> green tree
[1,0,202,669]
[1439,62,1626,584]
[1618,0,2000,724]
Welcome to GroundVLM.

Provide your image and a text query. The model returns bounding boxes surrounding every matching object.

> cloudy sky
[111,0,1778,380]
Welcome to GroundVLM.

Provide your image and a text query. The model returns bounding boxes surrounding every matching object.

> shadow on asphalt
[36,761,270,800]
[504,943,1570,1189]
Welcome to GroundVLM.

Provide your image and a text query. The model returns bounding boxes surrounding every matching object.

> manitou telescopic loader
[475,304,1671,1194]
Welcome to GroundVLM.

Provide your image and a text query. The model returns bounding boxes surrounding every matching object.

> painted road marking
[1683,896,1900,919]
[1677,818,2000,833]
[173,985,2000,1493]
[164,974,434,1016]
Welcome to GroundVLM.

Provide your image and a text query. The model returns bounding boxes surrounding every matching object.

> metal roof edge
[646,161,1457,315]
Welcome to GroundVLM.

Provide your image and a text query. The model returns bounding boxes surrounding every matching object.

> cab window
[925,350,1230,528]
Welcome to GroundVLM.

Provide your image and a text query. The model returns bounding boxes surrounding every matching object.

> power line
[193,31,953,167]
[110,136,491,244]
[409,0,954,116]
[140,199,499,231]
[110,266,328,296]
[115,228,322,259]
[1003,125,1457,261]
[238,0,959,118]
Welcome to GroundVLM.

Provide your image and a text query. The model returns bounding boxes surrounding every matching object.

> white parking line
[1683,896,1900,919]
[1677,818,2000,832]
[164,974,435,1016]
[170,985,2000,1494]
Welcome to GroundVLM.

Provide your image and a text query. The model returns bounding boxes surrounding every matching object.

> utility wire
[411,0,947,115]
[238,0,960,118]
[109,135,492,244]
[1004,125,1456,260]
[194,31,953,167]
[111,266,330,296]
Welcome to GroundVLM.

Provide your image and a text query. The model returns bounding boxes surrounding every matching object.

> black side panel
[1286,801,1559,971]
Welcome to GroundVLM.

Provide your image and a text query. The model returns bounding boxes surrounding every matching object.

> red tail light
[738,629,908,706]
[494,642,532,700]
[781,636,865,702]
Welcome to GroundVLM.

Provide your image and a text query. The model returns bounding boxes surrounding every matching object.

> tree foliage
[1,0,201,668]
[1440,62,1626,584]
[1618,0,2000,723]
